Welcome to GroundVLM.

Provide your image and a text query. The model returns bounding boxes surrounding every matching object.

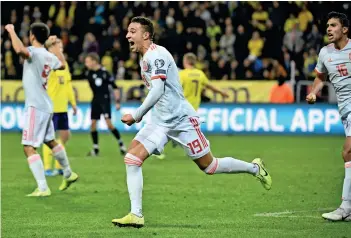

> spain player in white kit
[112,17,272,228]
[307,12,351,221]
[5,23,78,197]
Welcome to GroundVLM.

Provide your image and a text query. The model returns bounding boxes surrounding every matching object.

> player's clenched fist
[121,114,136,126]
[5,24,15,33]
[306,93,316,104]
[45,35,58,48]
[48,35,57,43]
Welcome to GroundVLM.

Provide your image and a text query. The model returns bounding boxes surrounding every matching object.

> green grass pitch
[2,133,351,237]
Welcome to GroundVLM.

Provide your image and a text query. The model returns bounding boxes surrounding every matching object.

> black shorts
[91,101,111,120]
[52,112,69,130]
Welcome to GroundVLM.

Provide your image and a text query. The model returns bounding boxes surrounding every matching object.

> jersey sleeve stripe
[151,75,166,80]
[314,68,325,77]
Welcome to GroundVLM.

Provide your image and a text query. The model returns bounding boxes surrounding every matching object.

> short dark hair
[327,11,349,28]
[131,16,154,40]
[30,23,50,44]
[86,52,100,63]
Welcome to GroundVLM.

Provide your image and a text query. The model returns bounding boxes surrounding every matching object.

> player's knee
[45,140,57,149]
[124,153,143,167]
[107,124,115,130]
[23,145,36,157]
[60,131,70,143]
[194,152,214,171]
[342,146,351,160]
[203,158,218,175]
[91,121,97,130]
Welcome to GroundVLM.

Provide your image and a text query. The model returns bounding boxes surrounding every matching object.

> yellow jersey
[179,68,209,110]
[47,62,76,113]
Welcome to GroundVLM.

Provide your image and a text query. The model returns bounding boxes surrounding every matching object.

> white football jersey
[315,39,351,119]
[22,47,62,113]
[139,43,197,127]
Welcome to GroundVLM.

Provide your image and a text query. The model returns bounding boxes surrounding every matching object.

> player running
[180,52,229,111]
[43,38,77,177]
[112,17,272,228]
[84,53,126,156]
[5,23,78,197]
[153,53,229,159]
[307,11,351,222]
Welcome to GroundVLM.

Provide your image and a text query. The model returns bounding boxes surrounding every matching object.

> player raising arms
[84,53,126,156]
[180,52,229,111]
[306,12,351,221]
[112,17,272,228]
[5,23,78,196]
[43,38,77,177]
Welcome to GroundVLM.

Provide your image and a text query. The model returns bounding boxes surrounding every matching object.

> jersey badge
[155,59,166,75]
[143,60,150,72]
[155,59,165,69]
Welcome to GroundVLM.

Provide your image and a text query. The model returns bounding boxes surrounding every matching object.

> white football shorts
[21,106,55,148]
[134,116,210,160]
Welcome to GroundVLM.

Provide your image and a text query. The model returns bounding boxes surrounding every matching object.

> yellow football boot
[112,213,144,228]
[252,158,272,190]
[26,188,51,197]
[59,172,79,191]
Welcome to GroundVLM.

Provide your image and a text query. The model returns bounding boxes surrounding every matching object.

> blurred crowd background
[1,1,351,83]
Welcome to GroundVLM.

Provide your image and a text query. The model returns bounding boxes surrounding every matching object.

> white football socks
[341,161,351,209]
[52,144,72,178]
[125,153,143,217]
[27,154,48,192]
[204,157,258,175]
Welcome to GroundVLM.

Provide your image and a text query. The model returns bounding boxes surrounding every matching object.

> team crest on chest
[142,60,150,72]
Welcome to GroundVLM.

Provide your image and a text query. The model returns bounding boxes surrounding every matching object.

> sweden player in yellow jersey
[180,53,229,111]
[43,39,77,176]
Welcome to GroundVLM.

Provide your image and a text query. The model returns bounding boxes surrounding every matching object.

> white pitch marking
[274,215,321,219]
[254,208,334,217]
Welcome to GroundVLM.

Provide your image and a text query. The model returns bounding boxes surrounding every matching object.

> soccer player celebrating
[5,23,78,196]
[153,53,229,159]
[180,52,229,111]
[84,53,126,156]
[42,38,77,177]
[307,12,351,221]
[112,17,272,228]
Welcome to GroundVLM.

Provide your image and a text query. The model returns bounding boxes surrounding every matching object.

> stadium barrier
[1,103,343,135]
[1,80,275,103]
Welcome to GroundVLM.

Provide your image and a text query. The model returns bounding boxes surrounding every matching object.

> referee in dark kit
[84,52,126,156]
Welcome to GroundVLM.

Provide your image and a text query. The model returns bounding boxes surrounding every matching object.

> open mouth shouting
[327,33,334,40]
[129,41,135,49]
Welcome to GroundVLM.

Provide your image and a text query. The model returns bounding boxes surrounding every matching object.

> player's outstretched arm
[306,73,325,104]
[107,74,121,110]
[206,84,229,98]
[113,88,121,110]
[131,79,165,122]
[4,24,30,59]
[66,73,77,115]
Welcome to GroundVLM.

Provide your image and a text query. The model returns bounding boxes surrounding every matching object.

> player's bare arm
[5,24,31,59]
[114,88,121,110]
[306,72,326,104]
[108,77,121,110]
[46,37,66,70]
[67,80,77,115]
[206,84,229,98]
